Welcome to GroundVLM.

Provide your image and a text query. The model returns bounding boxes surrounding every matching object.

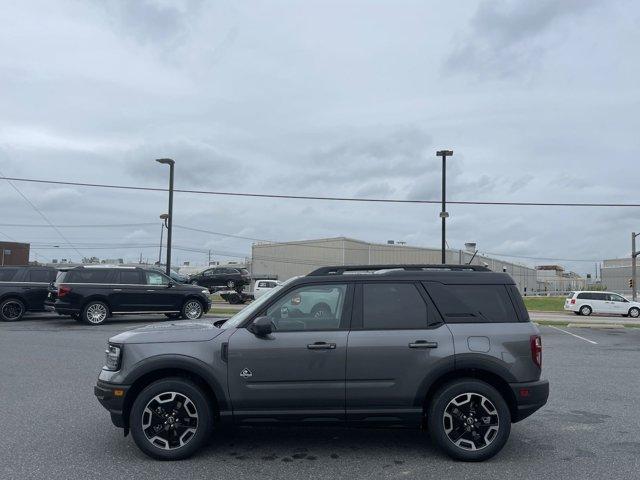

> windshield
[221,277,297,329]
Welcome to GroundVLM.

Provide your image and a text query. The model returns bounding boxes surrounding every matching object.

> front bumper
[94,380,130,428]
[509,379,549,422]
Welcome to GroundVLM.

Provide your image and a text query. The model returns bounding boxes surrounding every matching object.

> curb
[567,323,625,329]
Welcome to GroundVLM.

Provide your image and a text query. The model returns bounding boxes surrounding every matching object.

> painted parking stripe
[546,325,598,345]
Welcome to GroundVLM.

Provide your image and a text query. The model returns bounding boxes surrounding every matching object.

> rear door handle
[409,340,438,349]
[307,342,336,350]
[113,289,122,292]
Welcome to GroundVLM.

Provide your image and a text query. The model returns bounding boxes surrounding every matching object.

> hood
[109,320,224,344]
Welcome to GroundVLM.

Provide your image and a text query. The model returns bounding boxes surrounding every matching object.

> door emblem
[240,368,253,379]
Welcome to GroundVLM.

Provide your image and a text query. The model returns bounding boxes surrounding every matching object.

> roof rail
[307,264,491,276]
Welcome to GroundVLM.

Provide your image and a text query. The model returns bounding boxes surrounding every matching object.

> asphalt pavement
[1,314,639,479]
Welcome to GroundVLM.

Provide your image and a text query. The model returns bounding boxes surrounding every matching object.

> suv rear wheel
[82,300,109,325]
[182,299,204,320]
[130,378,212,460]
[427,379,511,461]
[0,298,25,322]
[629,307,640,318]
[580,305,592,316]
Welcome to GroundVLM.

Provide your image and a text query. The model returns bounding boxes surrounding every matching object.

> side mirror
[167,281,175,288]
[248,316,273,337]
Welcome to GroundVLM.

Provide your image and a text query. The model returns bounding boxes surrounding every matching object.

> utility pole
[437,150,453,264]
[208,249,211,265]
[633,232,639,300]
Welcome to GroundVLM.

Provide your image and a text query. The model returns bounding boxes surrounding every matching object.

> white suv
[564,291,640,317]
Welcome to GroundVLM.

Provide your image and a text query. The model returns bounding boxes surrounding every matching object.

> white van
[564,291,640,317]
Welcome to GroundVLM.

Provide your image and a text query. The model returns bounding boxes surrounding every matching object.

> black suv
[188,266,250,292]
[0,265,58,321]
[48,266,211,325]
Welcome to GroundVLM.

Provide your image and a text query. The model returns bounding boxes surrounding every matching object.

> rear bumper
[94,380,130,428]
[509,379,549,422]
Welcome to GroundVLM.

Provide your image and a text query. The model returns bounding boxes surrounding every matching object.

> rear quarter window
[0,268,19,281]
[425,283,520,323]
[65,269,113,284]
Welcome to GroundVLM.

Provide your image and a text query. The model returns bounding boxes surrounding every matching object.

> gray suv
[95,264,548,462]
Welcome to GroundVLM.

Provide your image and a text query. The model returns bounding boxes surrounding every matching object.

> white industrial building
[251,237,538,294]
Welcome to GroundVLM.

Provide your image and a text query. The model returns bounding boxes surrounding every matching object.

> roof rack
[307,264,491,276]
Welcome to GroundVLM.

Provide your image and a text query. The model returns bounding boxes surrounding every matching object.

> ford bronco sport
[95,264,548,461]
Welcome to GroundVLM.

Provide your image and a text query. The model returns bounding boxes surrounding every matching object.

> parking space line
[545,325,598,345]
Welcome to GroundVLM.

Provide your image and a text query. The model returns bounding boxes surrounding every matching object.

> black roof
[301,264,514,285]
[308,264,490,275]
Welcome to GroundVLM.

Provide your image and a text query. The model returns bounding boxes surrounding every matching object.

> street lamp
[156,158,175,276]
[436,150,453,264]
[632,232,640,300]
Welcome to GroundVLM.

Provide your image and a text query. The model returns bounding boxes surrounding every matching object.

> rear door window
[425,283,519,323]
[0,268,19,281]
[118,270,143,284]
[362,283,429,329]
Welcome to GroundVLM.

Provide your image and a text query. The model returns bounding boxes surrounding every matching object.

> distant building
[535,265,586,293]
[0,241,30,266]
[251,237,538,294]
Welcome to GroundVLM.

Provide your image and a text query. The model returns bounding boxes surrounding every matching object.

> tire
[129,378,213,460]
[427,379,511,462]
[0,298,26,322]
[182,299,204,320]
[579,305,592,316]
[164,313,182,320]
[628,307,640,318]
[82,300,109,325]
[310,303,332,318]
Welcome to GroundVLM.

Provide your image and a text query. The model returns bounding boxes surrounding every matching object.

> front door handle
[307,342,336,350]
[113,289,122,292]
[409,340,438,349]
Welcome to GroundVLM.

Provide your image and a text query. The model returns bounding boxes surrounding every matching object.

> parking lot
[1,314,639,480]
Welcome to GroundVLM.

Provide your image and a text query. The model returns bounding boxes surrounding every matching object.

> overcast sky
[1,0,639,275]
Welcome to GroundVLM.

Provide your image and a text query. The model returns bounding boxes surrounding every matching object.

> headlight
[202,289,209,295]
[104,344,122,371]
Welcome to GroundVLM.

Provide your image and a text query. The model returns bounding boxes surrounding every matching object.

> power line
[0,222,156,228]
[2,175,640,208]
[0,172,84,257]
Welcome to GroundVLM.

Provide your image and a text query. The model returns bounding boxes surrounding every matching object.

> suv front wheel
[130,378,213,460]
[427,379,511,461]
[182,299,204,320]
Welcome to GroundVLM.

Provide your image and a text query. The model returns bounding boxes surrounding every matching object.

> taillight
[530,335,542,369]
[58,285,72,298]
[570,299,576,304]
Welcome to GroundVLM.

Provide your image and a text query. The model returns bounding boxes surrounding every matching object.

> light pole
[436,150,453,264]
[632,232,640,300]
[156,159,175,276]
[158,213,169,265]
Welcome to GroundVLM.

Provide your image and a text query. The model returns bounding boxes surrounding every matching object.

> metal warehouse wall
[251,237,538,294]
[601,266,632,296]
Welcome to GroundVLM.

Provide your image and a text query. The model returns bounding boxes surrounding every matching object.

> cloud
[444,0,599,78]
[124,140,246,188]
